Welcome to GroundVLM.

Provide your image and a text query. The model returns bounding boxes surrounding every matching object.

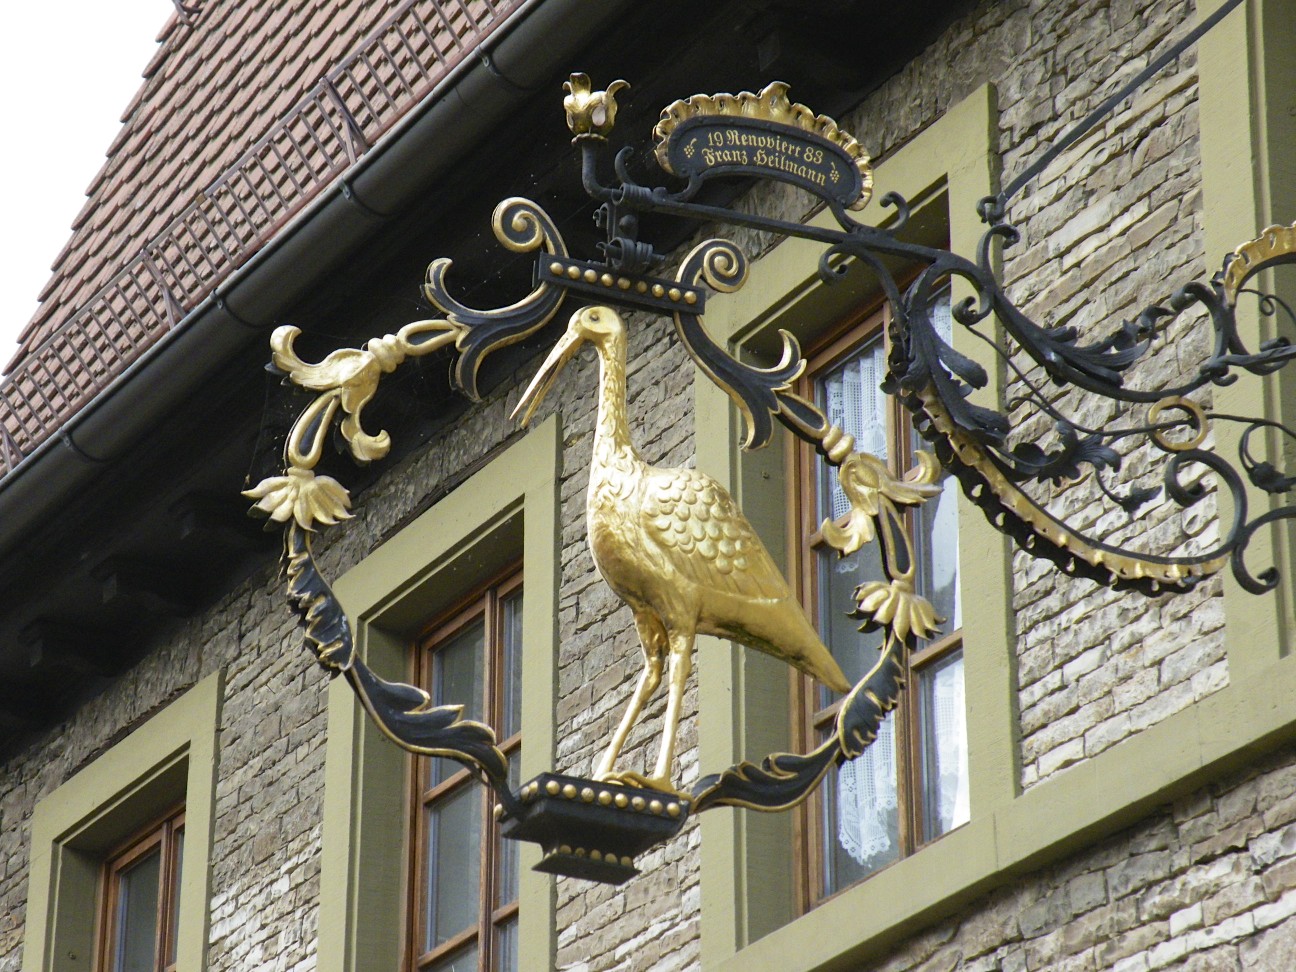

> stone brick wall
[994,0,1224,790]
[845,0,1226,790]
[868,739,1296,972]
[0,567,325,972]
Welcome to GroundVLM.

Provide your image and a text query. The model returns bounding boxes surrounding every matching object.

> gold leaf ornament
[243,467,353,531]
[270,321,458,465]
[820,451,942,556]
[563,73,630,139]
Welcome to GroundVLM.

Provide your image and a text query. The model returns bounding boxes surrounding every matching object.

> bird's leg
[593,612,665,781]
[649,631,694,787]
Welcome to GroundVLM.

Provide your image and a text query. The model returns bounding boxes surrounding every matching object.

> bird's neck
[591,334,639,470]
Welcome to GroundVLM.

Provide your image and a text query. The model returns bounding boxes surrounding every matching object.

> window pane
[433,622,486,719]
[501,591,523,739]
[816,545,886,699]
[920,651,970,840]
[432,622,486,785]
[425,786,482,952]
[428,943,478,972]
[818,338,887,522]
[167,828,185,966]
[495,918,518,972]
[914,473,961,634]
[113,847,161,972]
[825,718,900,893]
[497,756,520,908]
[913,289,960,633]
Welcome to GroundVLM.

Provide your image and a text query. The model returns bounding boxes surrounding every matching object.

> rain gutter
[0,0,630,556]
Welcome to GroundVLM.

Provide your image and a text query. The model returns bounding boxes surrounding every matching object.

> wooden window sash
[791,296,965,912]
[95,805,185,972]
[408,566,521,972]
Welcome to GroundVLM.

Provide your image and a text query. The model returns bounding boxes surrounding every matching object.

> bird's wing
[642,467,791,600]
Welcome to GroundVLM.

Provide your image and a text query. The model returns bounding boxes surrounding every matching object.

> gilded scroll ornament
[271,320,461,466]
[821,450,942,557]
[243,316,514,800]
[424,197,570,400]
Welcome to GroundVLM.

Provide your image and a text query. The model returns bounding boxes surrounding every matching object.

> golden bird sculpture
[514,305,851,793]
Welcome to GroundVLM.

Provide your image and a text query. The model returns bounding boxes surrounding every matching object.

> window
[97,806,185,972]
[409,569,522,972]
[320,417,559,972]
[24,673,218,972]
[794,297,969,906]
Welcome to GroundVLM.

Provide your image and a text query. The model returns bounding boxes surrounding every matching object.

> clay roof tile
[6,0,517,406]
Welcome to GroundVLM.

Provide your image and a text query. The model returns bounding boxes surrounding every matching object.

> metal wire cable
[997,0,1246,209]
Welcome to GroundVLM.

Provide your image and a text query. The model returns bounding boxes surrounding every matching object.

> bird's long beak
[512,326,585,426]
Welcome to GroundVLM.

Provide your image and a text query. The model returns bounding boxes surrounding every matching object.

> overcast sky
[0,3,169,373]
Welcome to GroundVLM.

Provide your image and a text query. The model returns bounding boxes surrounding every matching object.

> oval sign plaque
[666,117,862,208]
[653,82,873,210]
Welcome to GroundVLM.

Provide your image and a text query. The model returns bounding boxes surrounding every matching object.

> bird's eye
[590,311,600,321]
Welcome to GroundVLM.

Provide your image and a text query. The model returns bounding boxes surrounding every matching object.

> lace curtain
[836,717,898,863]
[835,656,970,864]
[822,340,887,521]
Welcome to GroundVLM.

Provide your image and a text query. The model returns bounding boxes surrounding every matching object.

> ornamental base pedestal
[501,772,691,884]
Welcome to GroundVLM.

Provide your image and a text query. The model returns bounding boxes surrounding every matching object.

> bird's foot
[594,770,687,799]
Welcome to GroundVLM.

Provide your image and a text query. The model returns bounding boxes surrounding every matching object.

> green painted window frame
[22,673,222,972]
[694,5,1296,965]
[318,416,561,972]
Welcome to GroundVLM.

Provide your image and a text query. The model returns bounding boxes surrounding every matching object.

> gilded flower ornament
[243,466,353,531]
[564,73,629,139]
[853,576,941,642]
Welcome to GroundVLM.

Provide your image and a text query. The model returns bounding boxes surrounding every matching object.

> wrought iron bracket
[246,60,1296,882]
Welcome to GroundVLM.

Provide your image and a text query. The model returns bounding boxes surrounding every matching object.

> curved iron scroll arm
[880,224,1296,594]
[647,218,1293,808]
[282,523,518,813]
[664,238,947,813]
[425,197,570,400]
[671,240,804,451]
[660,228,1237,596]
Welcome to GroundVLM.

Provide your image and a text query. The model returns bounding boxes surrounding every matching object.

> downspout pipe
[0,0,633,557]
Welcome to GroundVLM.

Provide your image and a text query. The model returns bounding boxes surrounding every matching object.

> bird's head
[512,306,625,426]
